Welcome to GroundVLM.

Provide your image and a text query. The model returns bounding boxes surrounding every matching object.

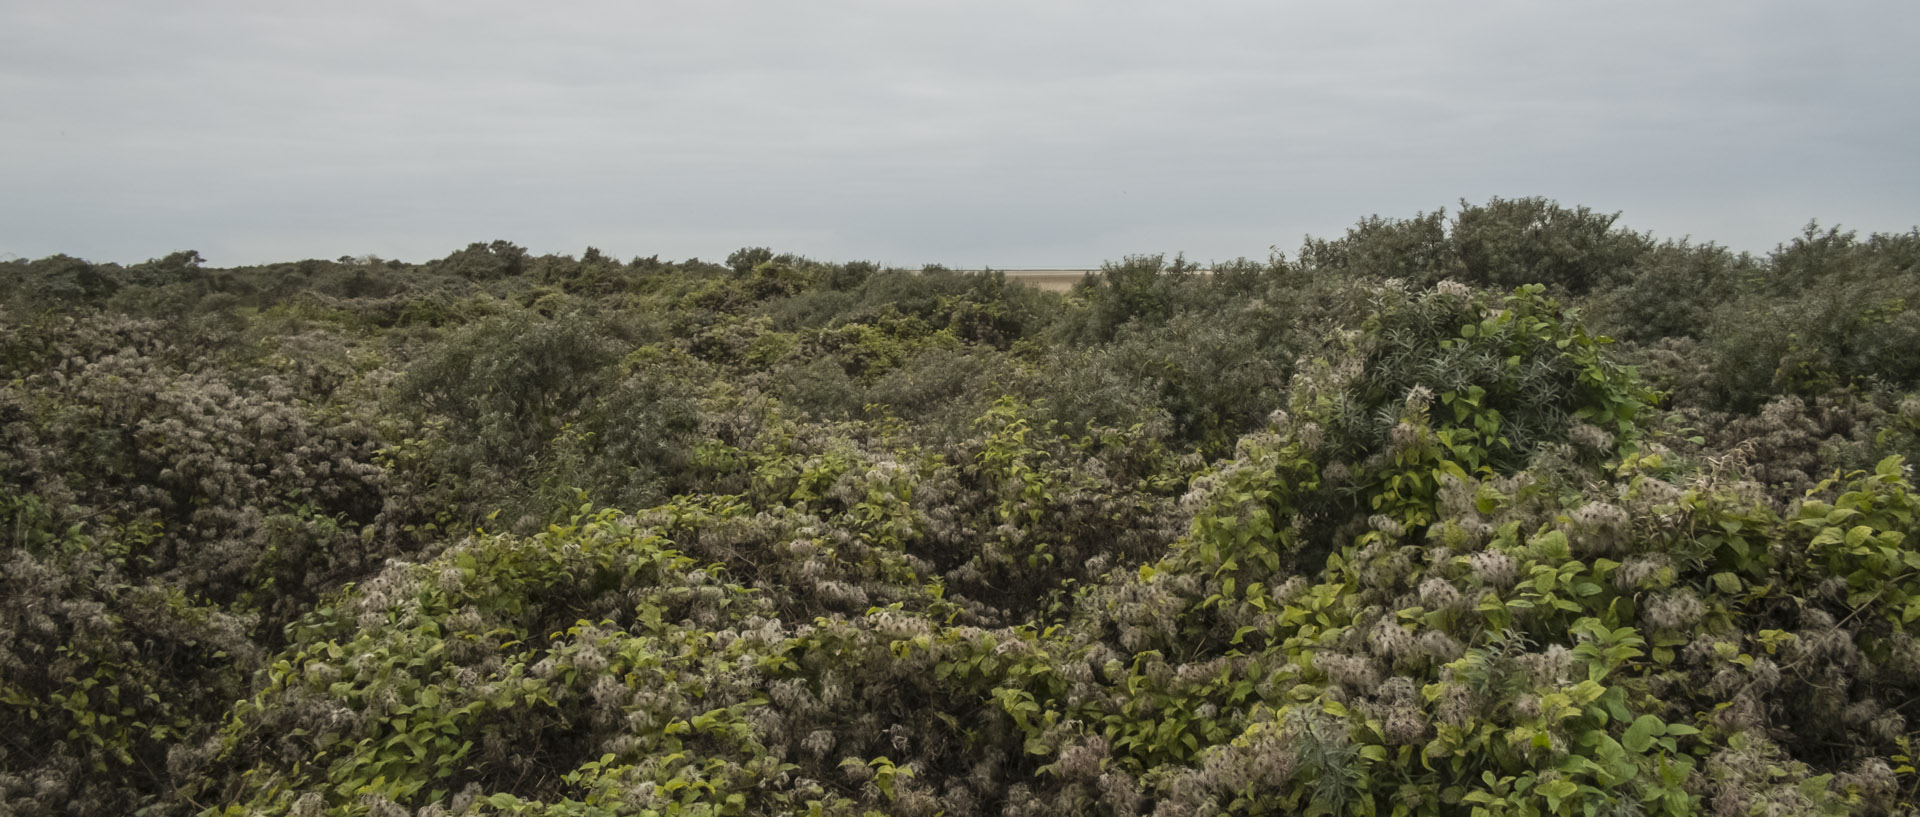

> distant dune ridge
[979,268,1220,291]
[967,268,1094,291]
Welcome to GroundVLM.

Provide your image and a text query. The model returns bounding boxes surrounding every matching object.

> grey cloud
[2,1,1915,267]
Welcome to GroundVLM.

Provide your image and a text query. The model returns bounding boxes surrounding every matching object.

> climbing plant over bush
[7,201,1920,816]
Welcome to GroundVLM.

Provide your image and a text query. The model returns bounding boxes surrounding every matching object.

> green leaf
[1539,778,1578,806]
[1568,680,1606,705]
[1795,773,1834,803]
[1623,714,1664,753]
[1847,525,1874,548]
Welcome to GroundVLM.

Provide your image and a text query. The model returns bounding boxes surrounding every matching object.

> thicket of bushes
[5,197,1920,815]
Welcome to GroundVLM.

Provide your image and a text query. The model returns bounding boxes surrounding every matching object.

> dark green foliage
[126,250,208,288]
[5,253,121,303]
[1728,229,1920,403]
[436,241,531,281]
[1063,254,1201,344]
[726,246,776,274]
[1041,308,1291,454]
[1336,283,1647,474]
[398,312,622,463]
[1299,197,1654,296]
[10,201,1920,816]
[1601,224,1920,412]
[1299,209,1453,287]
[1586,239,1751,344]
[1449,198,1650,296]
[392,311,701,528]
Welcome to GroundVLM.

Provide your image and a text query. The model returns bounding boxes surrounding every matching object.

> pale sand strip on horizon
[962,269,1096,292]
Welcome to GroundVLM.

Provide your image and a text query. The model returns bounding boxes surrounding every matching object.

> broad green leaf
[1623,714,1664,753]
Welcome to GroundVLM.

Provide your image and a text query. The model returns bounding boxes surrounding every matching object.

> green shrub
[10,213,1920,817]
[1297,197,1653,296]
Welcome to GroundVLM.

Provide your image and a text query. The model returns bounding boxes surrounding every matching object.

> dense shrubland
[5,197,1920,815]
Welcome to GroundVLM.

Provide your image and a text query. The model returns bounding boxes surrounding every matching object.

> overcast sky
[2,1,1916,268]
